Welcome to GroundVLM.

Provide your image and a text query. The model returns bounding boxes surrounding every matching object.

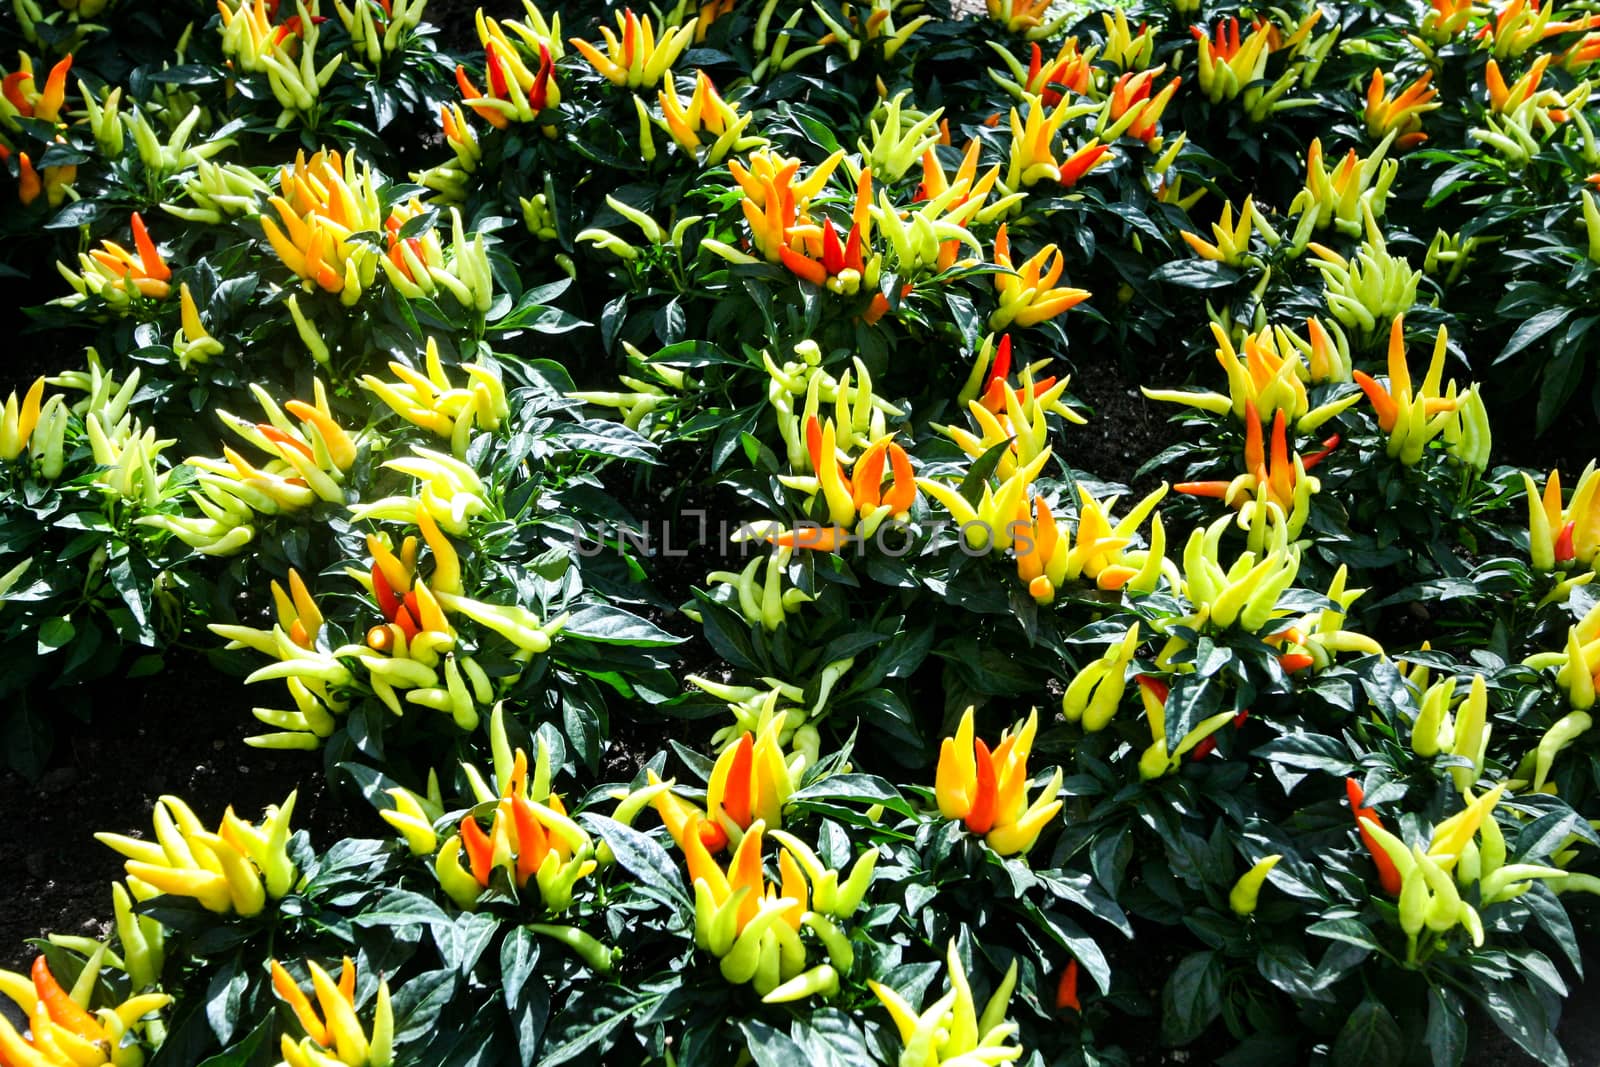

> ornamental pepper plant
[3,1,1600,1065]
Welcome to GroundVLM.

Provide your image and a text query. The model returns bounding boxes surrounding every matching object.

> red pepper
[1055,959,1080,1012]
[1190,710,1250,760]
[1135,674,1170,702]
[485,45,510,100]
[965,737,997,834]
[722,733,754,829]
[989,334,1013,390]
[512,796,550,886]
[1278,651,1315,673]
[32,956,107,1042]
[1344,778,1402,896]
[1302,434,1340,471]
[460,817,494,886]
[2,72,33,116]
[529,44,554,112]
[696,816,728,853]
[129,213,171,282]
[392,605,420,641]
[1556,521,1577,564]
[371,563,401,619]
[818,219,845,277]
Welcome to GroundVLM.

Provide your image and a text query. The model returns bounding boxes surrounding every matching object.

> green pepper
[762,963,838,1004]
[1228,854,1282,915]
[527,924,617,974]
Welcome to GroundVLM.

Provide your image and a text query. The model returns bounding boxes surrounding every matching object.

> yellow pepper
[270,957,393,1067]
[570,8,695,89]
[935,707,1063,856]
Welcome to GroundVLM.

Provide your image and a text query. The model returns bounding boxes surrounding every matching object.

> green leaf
[649,339,740,367]
[561,605,681,647]
[1494,306,1571,366]
[45,199,102,229]
[580,814,691,911]
[957,439,1012,505]
[1150,259,1242,289]
[353,890,454,934]
[792,1009,873,1067]
[37,143,90,169]
[560,676,605,774]
[1515,809,1589,862]
[1425,985,1467,1067]
[739,1019,814,1067]
[1331,998,1403,1067]
[37,615,75,653]
[1256,942,1323,1001]
[205,954,248,1045]
[789,774,915,818]
[398,207,439,240]
[1474,979,1567,1066]
[1160,950,1223,1046]
[1252,732,1356,775]
[1536,347,1584,434]
[492,290,587,334]
[192,1016,271,1067]
[1521,882,1583,973]
[447,910,500,975]
[390,970,457,1046]
[1306,917,1383,952]
[537,986,657,1066]
[501,928,548,1067]
[1162,671,1223,755]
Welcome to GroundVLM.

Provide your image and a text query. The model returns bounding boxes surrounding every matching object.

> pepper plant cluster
[4,0,1600,1064]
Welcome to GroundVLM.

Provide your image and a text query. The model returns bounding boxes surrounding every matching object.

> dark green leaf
[1331,997,1403,1067]
[562,604,681,646]
[789,774,915,817]
[1150,259,1242,289]
[957,440,1012,505]
[1425,985,1467,1067]
[1495,306,1571,365]
[1252,732,1356,775]
[580,814,691,911]
[501,927,546,1067]
[739,1019,813,1067]
[192,1016,271,1067]
[1474,979,1567,1066]
[1160,951,1223,1046]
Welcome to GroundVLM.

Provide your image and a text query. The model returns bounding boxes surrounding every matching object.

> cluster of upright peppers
[935,707,1064,856]
[664,813,875,1001]
[1351,317,1490,472]
[1521,464,1600,604]
[169,379,359,555]
[359,340,509,458]
[430,717,599,915]
[269,957,393,1067]
[96,793,299,917]
[0,955,170,1067]
[217,0,347,125]
[870,940,1026,1067]
[57,213,171,310]
[259,149,382,304]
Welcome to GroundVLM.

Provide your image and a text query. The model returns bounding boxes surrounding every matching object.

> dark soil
[1067,366,1185,495]
[0,650,370,973]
